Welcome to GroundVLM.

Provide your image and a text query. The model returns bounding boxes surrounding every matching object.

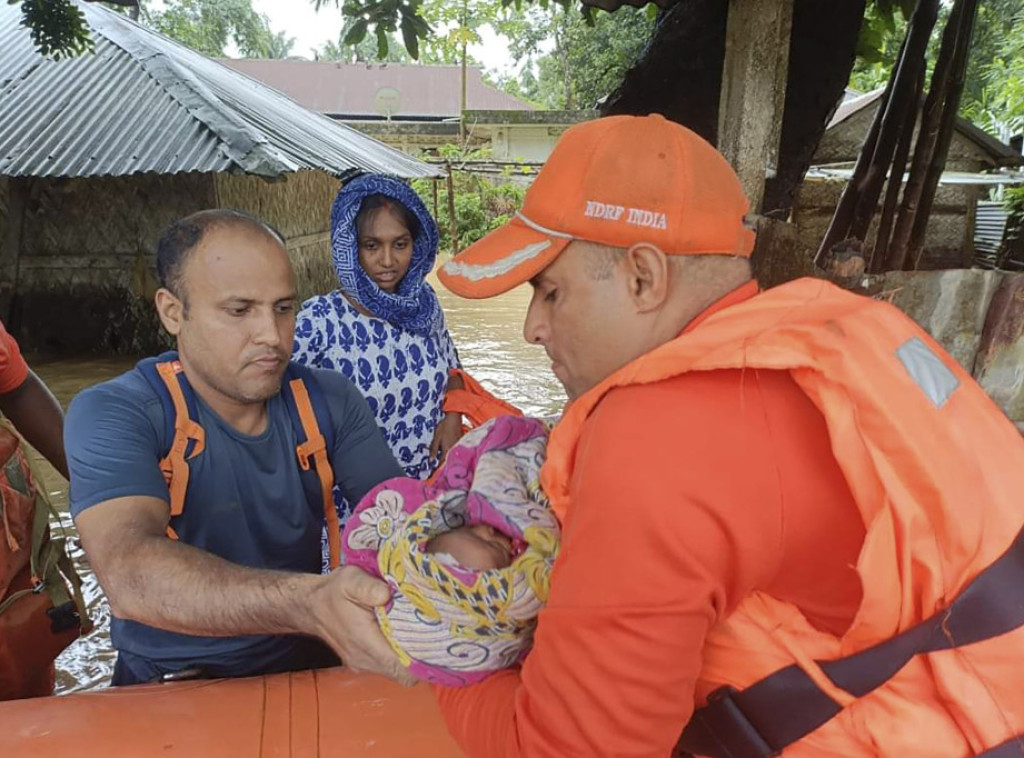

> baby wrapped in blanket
[341,415,560,686]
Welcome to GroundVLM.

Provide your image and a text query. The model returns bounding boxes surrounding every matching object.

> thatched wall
[2,169,344,355]
[10,173,214,354]
[792,178,977,271]
[216,170,341,304]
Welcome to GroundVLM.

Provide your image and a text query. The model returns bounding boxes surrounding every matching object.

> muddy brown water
[26,280,565,694]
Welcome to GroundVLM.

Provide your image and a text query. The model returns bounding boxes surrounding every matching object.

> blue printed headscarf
[331,174,443,338]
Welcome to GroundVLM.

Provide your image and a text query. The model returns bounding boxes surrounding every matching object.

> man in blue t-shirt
[65,209,407,686]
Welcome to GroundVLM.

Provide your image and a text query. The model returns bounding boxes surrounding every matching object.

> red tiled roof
[219,59,532,119]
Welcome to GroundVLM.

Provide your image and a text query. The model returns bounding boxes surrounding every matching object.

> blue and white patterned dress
[293,290,461,525]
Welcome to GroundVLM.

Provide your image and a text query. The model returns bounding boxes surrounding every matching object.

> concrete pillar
[717,0,793,213]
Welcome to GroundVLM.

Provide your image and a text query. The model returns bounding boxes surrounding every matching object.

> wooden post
[885,0,966,270]
[446,163,458,256]
[908,0,979,270]
[717,0,794,214]
[459,0,468,144]
[847,0,939,243]
[962,185,979,268]
[815,34,906,267]
[870,65,924,273]
[432,178,439,222]
[0,178,27,325]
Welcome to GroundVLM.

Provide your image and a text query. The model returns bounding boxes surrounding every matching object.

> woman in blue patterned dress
[293,175,464,543]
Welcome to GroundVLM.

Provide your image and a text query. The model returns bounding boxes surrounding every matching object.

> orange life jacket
[0,422,91,701]
[423,369,523,487]
[542,277,1024,758]
[138,353,342,570]
[442,368,523,430]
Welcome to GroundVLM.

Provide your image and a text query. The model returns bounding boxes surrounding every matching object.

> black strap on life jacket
[676,525,1024,758]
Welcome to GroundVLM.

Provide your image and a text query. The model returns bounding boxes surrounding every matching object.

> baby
[341,415,559,686]
[425,524,519,571]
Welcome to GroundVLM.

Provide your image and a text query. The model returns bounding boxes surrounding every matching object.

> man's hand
[429,412,464,464]
[77,497,411,688]
[308,566,415,686]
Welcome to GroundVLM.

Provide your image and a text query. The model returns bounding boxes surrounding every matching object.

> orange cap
[438,114,755,299]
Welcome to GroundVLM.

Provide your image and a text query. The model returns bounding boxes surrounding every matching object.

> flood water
[26,278,565,694]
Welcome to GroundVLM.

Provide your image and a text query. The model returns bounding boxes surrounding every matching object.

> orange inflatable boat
[0,667,465,757]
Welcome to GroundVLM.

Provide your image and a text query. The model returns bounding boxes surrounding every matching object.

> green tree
[492,2,575,108]
[503,5,652,109]
[960,4,1024,140]
[316,28,413,62]
[411,146,526,254]
[418,0,499,64]
[143,0,294,58]
[849,2,909,93]
[12,0,94,59]
[848,0,1024,140]
[260,29,296,58]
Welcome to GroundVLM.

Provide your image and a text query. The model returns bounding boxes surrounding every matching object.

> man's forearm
[0,370,68,478]
[104,534,326,639]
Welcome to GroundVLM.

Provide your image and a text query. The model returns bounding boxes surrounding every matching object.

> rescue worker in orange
[433,114,1024,758]
[0,316,82,702]
[0,318,68,478]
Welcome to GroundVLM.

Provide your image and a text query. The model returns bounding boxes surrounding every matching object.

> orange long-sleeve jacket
[0,319,28,394]
[434,285,866,758]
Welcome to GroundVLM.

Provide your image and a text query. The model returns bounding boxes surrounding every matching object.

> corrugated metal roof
[0,2,441,179]
[972,201,1024,271]
[974,201,1008,265]
[219,60,532,120]
[829,88,1023,168]
[806,165,1024,186]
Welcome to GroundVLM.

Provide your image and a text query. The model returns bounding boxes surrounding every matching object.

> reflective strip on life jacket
[154,361,205,540]
[288,378,340,572]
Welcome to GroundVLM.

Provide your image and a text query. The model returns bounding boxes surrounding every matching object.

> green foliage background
[412,147,527,255]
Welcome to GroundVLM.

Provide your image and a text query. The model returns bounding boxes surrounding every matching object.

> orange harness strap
[426,370,524,486]
[289,378,340,571]
[443,369,523,429]
[155,361,206,540]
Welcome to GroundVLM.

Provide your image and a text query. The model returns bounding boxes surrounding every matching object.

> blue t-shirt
[65,363,403,677]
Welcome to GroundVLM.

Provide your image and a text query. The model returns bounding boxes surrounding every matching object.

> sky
[250,0,516,75]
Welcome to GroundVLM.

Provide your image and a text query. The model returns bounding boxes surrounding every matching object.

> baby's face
[425,524,513,570]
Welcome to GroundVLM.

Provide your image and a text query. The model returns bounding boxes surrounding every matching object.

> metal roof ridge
[80,2,293,177]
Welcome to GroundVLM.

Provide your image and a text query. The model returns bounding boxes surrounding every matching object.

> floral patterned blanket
[341,416,560,686]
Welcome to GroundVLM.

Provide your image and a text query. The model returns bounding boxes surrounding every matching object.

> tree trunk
[908,0,979,270]
[885,0,965,270]
[446,165,458,255]
[602,0,729,144]
[761,0,867,217]
[556,8,574,109]
[815,33,904,267]
[459,0,468,142]
[847,0,938,243]
[870,65,924,273]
